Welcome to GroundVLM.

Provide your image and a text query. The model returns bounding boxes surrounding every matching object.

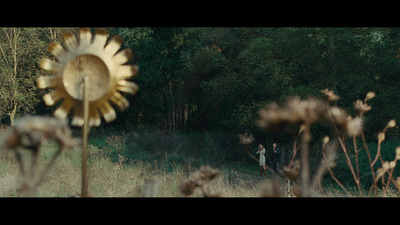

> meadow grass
[0,138,269,197]
[1,125,399,197]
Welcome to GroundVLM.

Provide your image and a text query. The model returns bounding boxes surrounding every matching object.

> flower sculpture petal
[37,28,139,127]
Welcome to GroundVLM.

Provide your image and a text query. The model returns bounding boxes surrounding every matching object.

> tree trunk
[174,103,178,130]
[9,103,17,126]
[181,104,185,130]
[7,28,20,126]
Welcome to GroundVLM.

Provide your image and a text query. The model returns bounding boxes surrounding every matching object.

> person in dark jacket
[271,142,281,174]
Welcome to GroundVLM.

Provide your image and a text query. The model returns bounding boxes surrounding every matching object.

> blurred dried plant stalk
[282,160,300,182]
[259,179,281,197]
[256,89,376,197]
[266,89,400,197]
[180,165,221,197]
[142,177,159,197]
[3,115,81,196]
[238,132,258,163]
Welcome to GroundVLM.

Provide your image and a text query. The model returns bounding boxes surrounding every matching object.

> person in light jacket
[256,144,266,177]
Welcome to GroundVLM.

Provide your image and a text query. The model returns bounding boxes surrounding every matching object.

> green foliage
[114,27,400,140]
[2,27,400,142]
[90,129,245,170]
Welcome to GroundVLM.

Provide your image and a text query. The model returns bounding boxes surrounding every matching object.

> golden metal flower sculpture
[37,28,139,127]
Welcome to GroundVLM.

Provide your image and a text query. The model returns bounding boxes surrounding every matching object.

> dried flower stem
[371,136,384,167]
[327,165,351,196]
[384,166,395,196]
[288,137,300,169]
[360,130,377,196]
[300,125,311,197]
[353,136,360,182]
[81,76,90,197]
[3,115,81,196]
[29,147,39,181]
[36,148,63,187]
[328,106,363,195]
[311,141,337,190]
[382,152,398,196]
[14,151,25,177]
[244,145,259,163]
[339,136,363,195]
[321,138,350,195]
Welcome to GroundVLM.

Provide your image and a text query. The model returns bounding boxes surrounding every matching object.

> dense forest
[1,27,400,142]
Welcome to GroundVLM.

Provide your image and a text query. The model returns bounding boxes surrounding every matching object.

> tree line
[1,27,400,142]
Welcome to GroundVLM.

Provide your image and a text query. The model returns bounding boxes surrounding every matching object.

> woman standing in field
[256,144,266,177]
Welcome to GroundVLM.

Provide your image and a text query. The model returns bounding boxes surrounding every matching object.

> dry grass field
[0,141,270,197]
[1,101,400,197]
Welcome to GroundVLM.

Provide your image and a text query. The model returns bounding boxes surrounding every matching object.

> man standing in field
[271,142,281,174]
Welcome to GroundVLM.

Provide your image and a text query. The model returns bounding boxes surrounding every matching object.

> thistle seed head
[321,88,339,103]
[257,97,328,131]
[180,166,220,197]
[329,107,363,137]
[354,99,371,116]
[365,92,376,102]
[238,132,255,146]
[3,115,80,151]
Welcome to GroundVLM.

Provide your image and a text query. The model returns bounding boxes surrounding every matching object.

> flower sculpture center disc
[63,54,109,101]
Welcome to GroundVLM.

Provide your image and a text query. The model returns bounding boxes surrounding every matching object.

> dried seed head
[286,97,328,125]
[257,97,328,131]
[390,161,396,169]
[378,131,385,143]
[259,179,281,197]
[180,166,220,197]
[382,120,396,133]
[329,107,362,137]
[376,168,384,181]
[323,136,330,147]
[375,161,391,182]
[383,161,390,171]
[345,116,363,137]
[238,132,255,146]
[329,106,348,130]
[386,120,396,129]
[396,146,400,160]
[257,103,293,131]
[365,92,376,102]
[3,115,81,151]
[388,120,396,128]
[321,88,339,103]
[354,99,371,116]
[180,178,196,196]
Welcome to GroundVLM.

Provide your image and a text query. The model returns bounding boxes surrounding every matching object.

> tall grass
[3,101,400,197]
[0,134,268,197]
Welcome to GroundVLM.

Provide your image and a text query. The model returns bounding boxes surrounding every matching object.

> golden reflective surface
[37,28,139,127]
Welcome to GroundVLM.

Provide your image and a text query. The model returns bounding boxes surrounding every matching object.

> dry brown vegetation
[256,89,400,197]
[1,89,400,197]
[0,140,283,197]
